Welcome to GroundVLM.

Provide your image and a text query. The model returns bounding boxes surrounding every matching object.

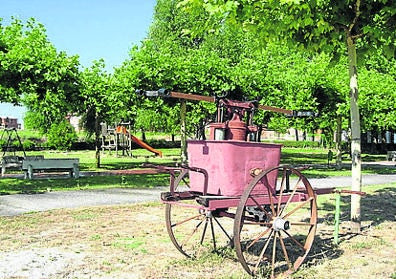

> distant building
[0,116,20,129]
[66,114,82,132]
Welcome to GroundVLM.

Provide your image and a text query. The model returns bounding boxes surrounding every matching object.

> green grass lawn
[0,147,393,194]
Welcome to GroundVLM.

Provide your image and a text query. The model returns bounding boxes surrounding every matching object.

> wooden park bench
[22,157,80,179]
[1,156,23,176]
[387,151,396,162]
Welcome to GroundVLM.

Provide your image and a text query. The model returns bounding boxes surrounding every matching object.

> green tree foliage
[0,18,80,132]
[46,119,77,151]
[114,0,221,138]
[178,0,396,232]
[359,68,396,131]
[116,0,346,144]
[79,60,117,167]
[79,60,115,132]
[116,1,322,139]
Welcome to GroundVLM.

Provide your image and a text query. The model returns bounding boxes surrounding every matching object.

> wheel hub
[273,217,290,231]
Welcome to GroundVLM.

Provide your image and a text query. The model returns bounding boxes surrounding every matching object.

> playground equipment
[0,128,25,176]
[0,128,26,157]
[115,126,162,157]
[101,122,162,157]
[138,89,365,278]
[0,128,80,178]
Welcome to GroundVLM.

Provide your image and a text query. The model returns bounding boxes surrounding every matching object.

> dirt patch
[0,194,395,278]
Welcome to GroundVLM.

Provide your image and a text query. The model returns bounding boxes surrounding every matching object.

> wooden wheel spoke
[244,221,272,226]
[290,221,316,226]
[200,218,209,245]
[283,230,307,252]
[254,229,274,273]
[260,174,276,216]
[179,219,205,249]
[277,169,287,215]
[172,213,203,228]
[210,218,216,250]
[247,226,272,250]
[278,231,292,270]
[282,197,314,219]
[271,231,278,278]
[250,196,273,221]
[279,177,302,216]
[213,216,233,242]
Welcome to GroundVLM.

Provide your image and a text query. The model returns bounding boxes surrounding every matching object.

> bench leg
[27,165,33,179]
[73,164,80,178]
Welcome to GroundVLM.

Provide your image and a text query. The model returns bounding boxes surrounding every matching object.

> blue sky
[0,0,157,123]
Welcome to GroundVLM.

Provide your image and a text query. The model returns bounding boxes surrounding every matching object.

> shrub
[22,139,36,151]
[0,139,6,152]
[46,120,78,151]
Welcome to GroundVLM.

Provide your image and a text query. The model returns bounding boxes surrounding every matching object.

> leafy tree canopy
[179,0,396,57]
[0,17,81,132]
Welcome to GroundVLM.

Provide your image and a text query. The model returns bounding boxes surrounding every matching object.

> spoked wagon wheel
[234,166,317,278]
[165,170,234,258]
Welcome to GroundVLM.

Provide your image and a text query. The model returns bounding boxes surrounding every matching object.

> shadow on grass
[301,185,395,270]
[92,160,179,171]
[302,235,344,268]
[288,163,395,179]
[281,152,327,165]
[319,186,395,226]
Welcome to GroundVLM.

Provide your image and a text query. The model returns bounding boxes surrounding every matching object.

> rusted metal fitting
[250,168,264,177]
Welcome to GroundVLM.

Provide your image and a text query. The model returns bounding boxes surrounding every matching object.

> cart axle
[273,217,290,231]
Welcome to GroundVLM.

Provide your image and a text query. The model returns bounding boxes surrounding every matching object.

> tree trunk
[200,120,206,140]
[336,114,343,169]
[347,35,362,233]
[141,129,146,142]
[180,100,188,165]
[95,112,101,168]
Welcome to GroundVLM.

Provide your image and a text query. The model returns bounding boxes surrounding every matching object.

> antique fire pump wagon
[138,89,362,278]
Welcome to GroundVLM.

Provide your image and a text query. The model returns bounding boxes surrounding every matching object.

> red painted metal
[227,112,247,140]
[161,191,310,211]
[187,140,282,196]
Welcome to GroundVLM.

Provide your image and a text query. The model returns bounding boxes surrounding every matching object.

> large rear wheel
[234,166,317,278]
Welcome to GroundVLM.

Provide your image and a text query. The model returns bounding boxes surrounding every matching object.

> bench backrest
[1,156,21,164]
[22,158,79,170]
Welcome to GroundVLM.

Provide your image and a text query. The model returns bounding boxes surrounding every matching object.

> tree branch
[334,22,348,32]
[349,0,361,32]
[351,33,365,40]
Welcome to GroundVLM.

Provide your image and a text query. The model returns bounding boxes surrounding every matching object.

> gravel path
[1,172,395,217]
[0,187,168,217]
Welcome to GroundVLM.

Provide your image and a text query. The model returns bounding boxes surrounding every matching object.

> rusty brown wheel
[165,204,235,258]
[165,170,234,258]
[234,166,317,278]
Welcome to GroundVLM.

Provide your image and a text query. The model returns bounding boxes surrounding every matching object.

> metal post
[334,193,341,245]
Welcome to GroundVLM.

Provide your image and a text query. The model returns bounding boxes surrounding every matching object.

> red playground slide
[116,126,163,157]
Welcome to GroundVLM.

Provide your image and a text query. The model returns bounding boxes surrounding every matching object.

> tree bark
[180,100,188,165]
[336,114,343,169]
[347,35,362,233]
[95,111,101,168]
